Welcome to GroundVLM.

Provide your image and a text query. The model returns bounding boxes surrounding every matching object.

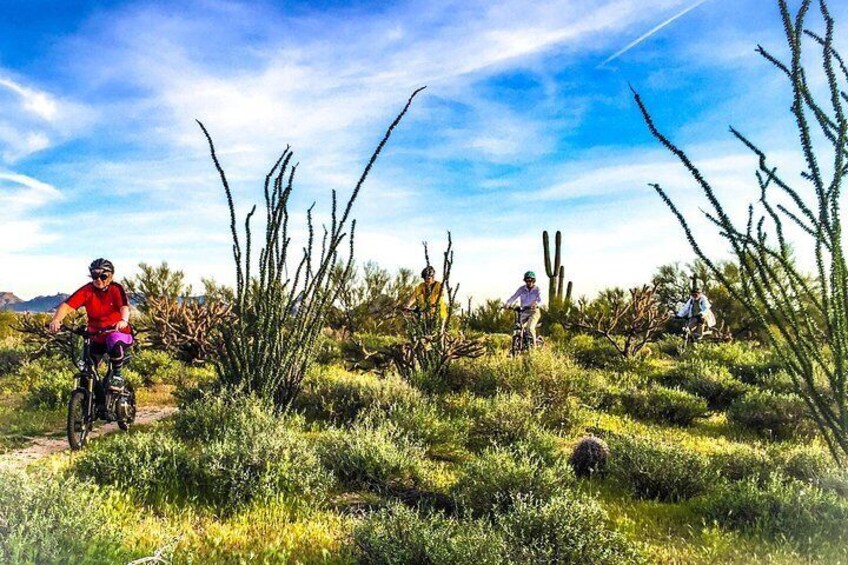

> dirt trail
[0,406,177,470]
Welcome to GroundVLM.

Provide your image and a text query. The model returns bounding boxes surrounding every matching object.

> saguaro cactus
[543,230,573,306]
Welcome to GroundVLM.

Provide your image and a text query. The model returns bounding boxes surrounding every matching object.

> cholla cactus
[569,436,610,478]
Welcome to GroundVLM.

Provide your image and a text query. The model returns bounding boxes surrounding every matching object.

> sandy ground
[0,405,177,470]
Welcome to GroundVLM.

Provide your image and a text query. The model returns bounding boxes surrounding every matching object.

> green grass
[2,337,845,564]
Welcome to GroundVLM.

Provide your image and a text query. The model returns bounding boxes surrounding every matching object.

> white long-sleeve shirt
[504,285,542,309]
[677,295,716,327]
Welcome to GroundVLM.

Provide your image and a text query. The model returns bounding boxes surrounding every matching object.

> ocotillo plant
[635,0,848,464]
[543,230,573,305]
[198,87,424,408]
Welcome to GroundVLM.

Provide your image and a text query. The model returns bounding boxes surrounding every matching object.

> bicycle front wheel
[67,390,92,450]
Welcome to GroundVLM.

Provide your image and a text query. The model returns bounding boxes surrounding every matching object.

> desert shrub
[452,444,573,517]
[353,503,506,565]
[173,393,284,443]
[653,334,683,357]
[129,348,182,385]
[0,345,25,376]
[757,370,797,394]
[697,476,848,546]
[0,311,18,340]
[660,358,750,410]
[79,396,332,510]
[448,350,612,412]
[497,493,645,564]
[727,390,812,439]
[452,392,539,448]
[770,443,848,496]
[608,433,713,502]
[316,421,426,492]
[688,343,782,383]
[360,401,467,460]
[707,443,773,483]
[18,355,74,409]
[565,334,622,369]
[0,469,131,564]
[294,367,421,424]
[569,436,610,479]
[619,385,708,426]
[73,429,193,502]
[192,421,332,510]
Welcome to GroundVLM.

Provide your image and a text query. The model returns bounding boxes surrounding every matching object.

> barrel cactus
[569,436,609,478]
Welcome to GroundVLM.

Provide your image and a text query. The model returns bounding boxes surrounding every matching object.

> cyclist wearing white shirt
[677,288,716,337]
[504,271,543,344]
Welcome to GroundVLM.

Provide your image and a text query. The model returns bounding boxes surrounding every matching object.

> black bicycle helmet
[421,266,436,279]
[89,258,114,273]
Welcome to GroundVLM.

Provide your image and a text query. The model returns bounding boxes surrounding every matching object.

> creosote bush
[0,469,132,564]
[660,358,750,410]
[293,366,422,424]
[452,444,573,517]
[697,476,848,546]
[608,433,713,502]
[727,389,812,439]
[619,384,708,426]
[353,494,643,565]
[316,421,427,492]
[76,395,333,511]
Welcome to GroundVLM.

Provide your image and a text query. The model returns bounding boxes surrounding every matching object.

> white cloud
[0,77,59,121]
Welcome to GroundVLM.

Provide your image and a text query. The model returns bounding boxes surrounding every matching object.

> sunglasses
[90,272,111,281]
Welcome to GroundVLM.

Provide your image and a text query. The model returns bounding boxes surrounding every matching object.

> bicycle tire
[118,386,136,431]
[67,389,92,450]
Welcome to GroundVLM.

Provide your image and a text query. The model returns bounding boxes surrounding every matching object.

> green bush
[452,392,539,449]
[660,358,749,410]
[353,503,506,565]
[192,421,332,510]
[73,429,193,501]
[687,342,781,383]
[697,476,848,546]
[565,334,622,369]
[608,433,714,502]
[757,370,797,394]
[497,493,645,564]
[452,444,573,516]
[448,350,613,413]
[294,366,422,424]
[770,444,847,495]
[316,421,426,492]
[129,348,182,385]
[360,401,467,460]
[77,396,332,511]
[0,345,25,376]
[727,390,812,439]
[18,356,74,409]
[0,469,132,564]
[707,443,773,483]
[619,385,708,426]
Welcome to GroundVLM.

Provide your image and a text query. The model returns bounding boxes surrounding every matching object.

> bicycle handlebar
[56,324,118,338]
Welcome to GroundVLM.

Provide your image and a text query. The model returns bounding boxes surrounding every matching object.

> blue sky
[2,0,845,301]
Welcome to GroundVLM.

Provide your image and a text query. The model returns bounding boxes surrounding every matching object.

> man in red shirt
[48,258,134,382]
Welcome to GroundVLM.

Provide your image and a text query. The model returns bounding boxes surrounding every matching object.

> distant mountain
[5,293,70,313]
[0,292,22,309]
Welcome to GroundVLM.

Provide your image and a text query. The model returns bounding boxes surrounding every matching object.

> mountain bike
[60,325,136,450]
[680,316,713,350]
[508,306,542,356]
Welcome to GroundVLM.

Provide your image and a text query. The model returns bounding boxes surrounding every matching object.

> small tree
[199,88,424,408]
[122,261,190,311]
[635,0,848,463]
[571,285,669,358]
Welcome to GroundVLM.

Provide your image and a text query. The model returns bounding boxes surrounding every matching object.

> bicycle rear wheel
[67,390,92,450]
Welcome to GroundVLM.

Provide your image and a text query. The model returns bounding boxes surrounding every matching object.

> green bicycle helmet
[524,271,536,280]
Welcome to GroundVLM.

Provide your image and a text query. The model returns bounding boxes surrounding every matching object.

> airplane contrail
[600,0,713,67]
